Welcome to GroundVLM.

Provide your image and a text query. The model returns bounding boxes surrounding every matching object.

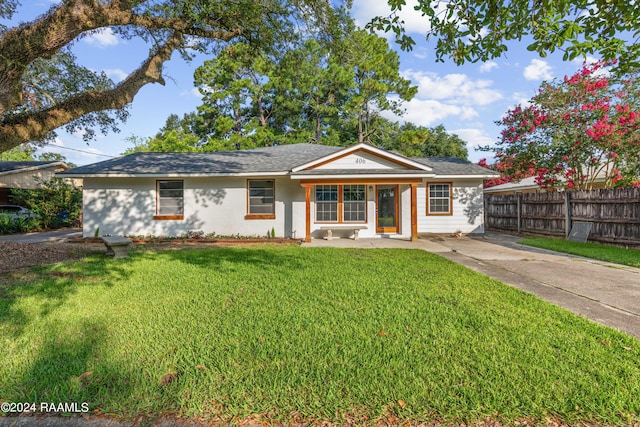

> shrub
[9,178,82,230]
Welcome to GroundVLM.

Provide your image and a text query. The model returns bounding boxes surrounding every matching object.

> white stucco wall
[417,179,485,233]
[82,176,301,238]
[82,177,486,238]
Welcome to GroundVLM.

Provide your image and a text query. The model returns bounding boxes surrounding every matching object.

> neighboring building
[0,161,69,204]
[484,174,609,195]
[59,143,498,241]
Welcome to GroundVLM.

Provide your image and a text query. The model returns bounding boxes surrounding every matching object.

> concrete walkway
[303,232,640,339]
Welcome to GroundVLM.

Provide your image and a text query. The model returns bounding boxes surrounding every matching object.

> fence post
[564,191,572,238]
[516,193,522,234]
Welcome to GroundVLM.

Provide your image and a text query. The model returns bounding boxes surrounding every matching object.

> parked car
[0,205,35,220]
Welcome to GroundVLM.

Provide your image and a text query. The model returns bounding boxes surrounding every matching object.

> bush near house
[0,178,81,234]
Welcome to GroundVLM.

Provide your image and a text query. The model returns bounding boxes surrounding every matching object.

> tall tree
[344,30,417,144]
[0,0,332,152]
[369,0,640,70]
[187,23,415,149]
[485,61,640,190]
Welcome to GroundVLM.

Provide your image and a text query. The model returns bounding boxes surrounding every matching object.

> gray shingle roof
[59,144,497,177]
[59,144,342,176]
[414,157,499,176]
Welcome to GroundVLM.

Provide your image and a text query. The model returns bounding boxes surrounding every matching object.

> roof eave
[58,171,290,178]
[290,173,435,180]
[0,162,68,177]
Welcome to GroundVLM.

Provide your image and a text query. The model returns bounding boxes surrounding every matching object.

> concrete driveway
[0,228,82,243]
[304,232,640,339]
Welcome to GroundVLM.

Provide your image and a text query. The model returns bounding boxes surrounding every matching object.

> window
[155,180,184,219]
[427,183,452,215]
[342,185,366,222]
[315,185,338,222]
[247,180,275,219]
[315,184,367,223]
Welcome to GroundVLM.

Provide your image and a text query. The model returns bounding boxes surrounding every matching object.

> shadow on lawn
[0,254,132,339]
[157,245,310,271]
[7,317,144,417]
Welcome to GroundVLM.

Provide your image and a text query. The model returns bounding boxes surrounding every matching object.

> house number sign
[355,158,366,164]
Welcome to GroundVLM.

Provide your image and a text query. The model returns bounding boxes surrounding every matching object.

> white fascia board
[0,162,68,177]
[59,171,290,178]
[291,143,433,172]
[290,173,435,180]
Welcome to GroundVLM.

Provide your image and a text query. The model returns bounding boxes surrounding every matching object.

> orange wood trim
[375,184,399,233]
[305,186,311,242]
[153,215,184,220]
[307,147,421,170]
[410,183,418,241]
[426,182,454,216]
[338,186,343,223]
[244,214,276,220]
[300,178,422,185]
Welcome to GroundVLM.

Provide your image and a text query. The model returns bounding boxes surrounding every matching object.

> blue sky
[7,1,599,166]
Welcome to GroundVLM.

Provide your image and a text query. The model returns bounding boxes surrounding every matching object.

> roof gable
[292,143,432,172]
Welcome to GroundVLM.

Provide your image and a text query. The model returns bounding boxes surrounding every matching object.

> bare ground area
[0,241,103,274]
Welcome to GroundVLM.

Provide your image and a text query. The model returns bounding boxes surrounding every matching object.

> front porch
[300,179,421,242]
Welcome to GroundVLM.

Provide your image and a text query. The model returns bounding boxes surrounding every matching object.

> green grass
[519,236,640,268]
[1,245,639,425]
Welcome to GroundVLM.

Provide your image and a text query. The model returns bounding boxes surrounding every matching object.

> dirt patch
[0,241,102,273]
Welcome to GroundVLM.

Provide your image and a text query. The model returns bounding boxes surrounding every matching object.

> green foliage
[1,0,338,151]
[379,123,468,159]
[0,213,40,234]
[10,178,82,230]
[128,21,419,153]
[368,0,640,71]
[0,144,36,161]
[1,247,639,424]
[345,29,417,143]
[486,61,640,190]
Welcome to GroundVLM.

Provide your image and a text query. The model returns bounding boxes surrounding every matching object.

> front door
[376,185,398,233]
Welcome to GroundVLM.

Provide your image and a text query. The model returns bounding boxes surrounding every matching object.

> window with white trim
[157,180,184,217]
[427,183,452,215]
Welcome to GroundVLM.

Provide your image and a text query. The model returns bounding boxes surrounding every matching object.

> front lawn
[1,245,639,425]
[519,236,640,268]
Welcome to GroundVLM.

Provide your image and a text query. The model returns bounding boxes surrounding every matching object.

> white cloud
[403,70,503,106]
[380,70,502,128]
[104,68,127,82]
[479,61,498,73]
[523,59,553,81]
[397,99,470,126]
[84,28,118,48]
[350,0,440,37]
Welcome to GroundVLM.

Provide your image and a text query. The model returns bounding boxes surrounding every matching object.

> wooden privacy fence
[484,188,640,246]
